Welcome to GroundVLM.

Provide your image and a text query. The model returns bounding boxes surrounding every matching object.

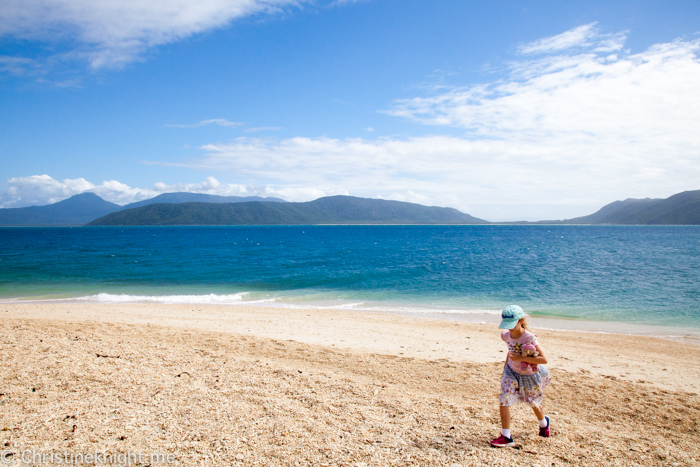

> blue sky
[1,0,699,220]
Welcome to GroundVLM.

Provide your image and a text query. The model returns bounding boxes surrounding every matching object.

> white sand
[2,303,699,466]
[3,303,697,393]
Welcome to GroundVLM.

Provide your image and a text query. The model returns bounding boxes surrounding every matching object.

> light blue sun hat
[499,305,525,329]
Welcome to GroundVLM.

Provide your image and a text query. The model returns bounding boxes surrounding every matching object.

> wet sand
[1,303,698,466]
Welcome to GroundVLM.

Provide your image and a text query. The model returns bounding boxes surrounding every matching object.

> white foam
[0,292,502,315]
[74,292,249,305]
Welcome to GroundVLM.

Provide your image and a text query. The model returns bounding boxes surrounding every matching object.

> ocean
[1,225,699,338]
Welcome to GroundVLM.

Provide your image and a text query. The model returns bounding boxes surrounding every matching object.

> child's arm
[509,345,548,365]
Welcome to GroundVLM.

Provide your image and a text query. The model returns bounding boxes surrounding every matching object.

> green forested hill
[89,195,487,225]
[557,190,700,225]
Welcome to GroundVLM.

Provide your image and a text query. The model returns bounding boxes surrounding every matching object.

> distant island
[530,189,700,225]
[1,189,699,226]
[88,196,486,226]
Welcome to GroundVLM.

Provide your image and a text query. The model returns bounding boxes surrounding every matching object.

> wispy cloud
[515,22,628,59]
[0,55,45,76]
[518,23,604,54]
[384,30,700,143]
[165,119,243,128]
[328,0,368,7]
[0,0,306,71]
[244,126,282,133]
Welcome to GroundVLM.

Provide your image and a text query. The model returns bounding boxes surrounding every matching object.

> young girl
[490,305,551,447]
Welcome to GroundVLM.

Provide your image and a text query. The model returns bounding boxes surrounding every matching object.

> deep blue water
[1,225,699,330]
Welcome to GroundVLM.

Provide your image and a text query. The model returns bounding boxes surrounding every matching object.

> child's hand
[508,352,524,361]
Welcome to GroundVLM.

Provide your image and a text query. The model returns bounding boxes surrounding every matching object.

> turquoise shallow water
[1,225,699,332]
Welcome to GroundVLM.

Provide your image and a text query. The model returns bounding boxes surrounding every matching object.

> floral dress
[499,330,551,408]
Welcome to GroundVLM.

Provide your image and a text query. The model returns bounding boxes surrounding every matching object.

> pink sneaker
[539,416,550,437]
[490,435,514,448]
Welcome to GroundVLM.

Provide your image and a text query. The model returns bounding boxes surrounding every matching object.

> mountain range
[1,190,699,226]
[0,193,120,226]
[0,192,286,226]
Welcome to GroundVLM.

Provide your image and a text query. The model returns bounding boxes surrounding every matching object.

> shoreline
[4,295,700,345]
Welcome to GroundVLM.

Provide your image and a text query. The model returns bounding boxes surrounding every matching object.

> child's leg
[499,405,511,429]
[496,373,519,442]
[491,404,516,446]
[532,404,544,422]
[532,404,549,432]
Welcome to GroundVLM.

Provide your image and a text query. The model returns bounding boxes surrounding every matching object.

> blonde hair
[519,314,530,330]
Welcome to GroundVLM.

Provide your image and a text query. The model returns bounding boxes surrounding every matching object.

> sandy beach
[1,303,699,466]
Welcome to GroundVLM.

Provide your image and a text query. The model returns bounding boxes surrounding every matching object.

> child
[490,305,551,447]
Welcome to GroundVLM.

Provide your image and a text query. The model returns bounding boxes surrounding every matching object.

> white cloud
[0,0,303,69]
[145,27,700,220]
[151,176,253,197]
[379,31,700,219]
[384,27,697,145]
[146,131,697,220]
[0,175,83,207]
[378,191,429,205]
[0,174,347,209]
[0,175,154,207]
[165,118,243,128]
